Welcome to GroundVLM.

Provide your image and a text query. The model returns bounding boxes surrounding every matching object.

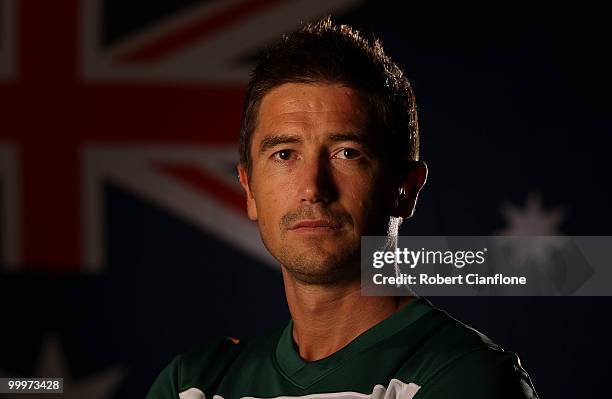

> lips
[289,220,341,230]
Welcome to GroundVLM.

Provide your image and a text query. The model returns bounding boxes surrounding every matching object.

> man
[146,17,538,399]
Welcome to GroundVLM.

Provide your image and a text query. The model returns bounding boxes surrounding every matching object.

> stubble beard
[261,204,392,286]
[264,205,361,286]
[276,236,362,286]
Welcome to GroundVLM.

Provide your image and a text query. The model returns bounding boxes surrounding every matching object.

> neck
[281,267,413,361]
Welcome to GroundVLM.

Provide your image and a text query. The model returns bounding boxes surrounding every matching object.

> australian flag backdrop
[1,0,611,397]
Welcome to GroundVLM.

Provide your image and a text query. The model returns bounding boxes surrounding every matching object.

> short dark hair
[238,17,419,175]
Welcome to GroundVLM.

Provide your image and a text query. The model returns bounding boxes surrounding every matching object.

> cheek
[252,180,291,227]
[338,173,392,226]
[338,175,375,215]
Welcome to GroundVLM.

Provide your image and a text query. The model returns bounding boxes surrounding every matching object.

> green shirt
[146,297,538,399]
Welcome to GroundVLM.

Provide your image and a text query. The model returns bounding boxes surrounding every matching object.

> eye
[272,149,294,161]
[334,148,362,160]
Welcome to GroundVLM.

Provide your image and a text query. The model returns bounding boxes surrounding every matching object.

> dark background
[1,1,610,397]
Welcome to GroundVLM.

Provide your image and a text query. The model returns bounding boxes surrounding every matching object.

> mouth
[288,219,342,233]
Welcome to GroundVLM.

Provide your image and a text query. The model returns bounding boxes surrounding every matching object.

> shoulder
[413,349,538,399]
[146,325,285,399]
[145,336,245,399]
[180,336,246,388]
[401,302,538,398]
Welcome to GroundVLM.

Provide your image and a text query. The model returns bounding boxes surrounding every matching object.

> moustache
[280,207,353,229]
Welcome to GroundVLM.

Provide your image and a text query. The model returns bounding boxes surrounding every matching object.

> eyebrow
[258,132,368,155]
[327,133,367,144]
[258,134,303,154]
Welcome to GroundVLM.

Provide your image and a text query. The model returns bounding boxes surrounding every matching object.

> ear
[237,164,258,221]
[393,160,428,219]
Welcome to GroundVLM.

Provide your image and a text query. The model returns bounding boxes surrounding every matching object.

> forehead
[254,83,370,138]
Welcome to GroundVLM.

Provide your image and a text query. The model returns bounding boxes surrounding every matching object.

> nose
[298,152,337,205]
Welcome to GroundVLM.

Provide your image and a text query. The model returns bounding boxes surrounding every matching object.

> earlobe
[394,160,428,219]
[237,164,258,221]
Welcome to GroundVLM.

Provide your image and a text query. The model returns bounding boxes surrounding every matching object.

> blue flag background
[1,1,610,397]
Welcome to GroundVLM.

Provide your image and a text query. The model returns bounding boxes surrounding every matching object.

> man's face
[238,83,396,285]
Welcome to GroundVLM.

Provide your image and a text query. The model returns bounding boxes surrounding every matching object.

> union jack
[0,0,361,271]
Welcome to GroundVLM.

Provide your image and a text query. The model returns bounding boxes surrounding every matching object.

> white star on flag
[496,193,567,267]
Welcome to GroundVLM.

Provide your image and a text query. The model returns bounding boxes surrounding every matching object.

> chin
[279,250,361,285]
